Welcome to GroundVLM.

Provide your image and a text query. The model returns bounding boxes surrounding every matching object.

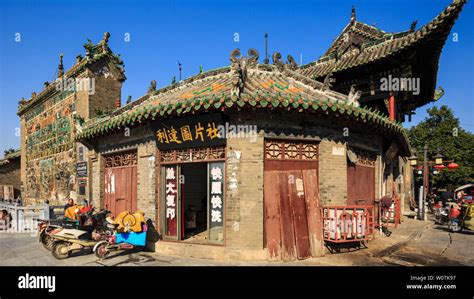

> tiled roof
[323,20,391,57]
[76,49,408,147]
[0,150,21,166]
[299,0,466,79]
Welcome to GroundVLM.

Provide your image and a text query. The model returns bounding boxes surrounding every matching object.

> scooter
[37,218,77,251]
[48,209,112,259]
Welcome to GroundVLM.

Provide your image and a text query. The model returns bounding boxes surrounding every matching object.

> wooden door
[347,164,375,205]
[347,147,376,206]
[302,169,324,257]
[104,151,138,217]
[264,172,282,260]
[278,171,297,261]
[263,139,321,261]
[287,171,311,260]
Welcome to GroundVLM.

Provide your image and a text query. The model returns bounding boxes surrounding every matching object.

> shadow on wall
[145,219,159,252]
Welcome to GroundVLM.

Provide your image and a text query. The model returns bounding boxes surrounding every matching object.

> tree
[408,106,474,190]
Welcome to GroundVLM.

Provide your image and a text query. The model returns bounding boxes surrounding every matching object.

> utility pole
[264,33,269,64]
[421,143,428,220]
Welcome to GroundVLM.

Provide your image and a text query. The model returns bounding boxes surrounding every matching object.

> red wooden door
[104,152,138,217]
[278,172,297,261]
[263,139,320,261]
[347,164,375,206]
[264,172,282,261]
[302,169,324,257]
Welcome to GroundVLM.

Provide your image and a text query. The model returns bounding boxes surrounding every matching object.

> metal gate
[263,139,323,261]
[104,151,138,217]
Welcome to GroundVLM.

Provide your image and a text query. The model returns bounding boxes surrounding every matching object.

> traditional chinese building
[0,150,21,199]
[17,33,125,205]
[298,0,465,123]
[19,0,465,261]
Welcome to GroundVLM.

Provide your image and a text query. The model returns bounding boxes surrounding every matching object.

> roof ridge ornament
[410,20,418,32]
[230,48,246,99]
[57,53,64,78]
[247,48,259,67]
[286,55,298,70]
[148,80,157,94]
[321,72,336,91]
[351,5,356,24]
[101,32,110,45]
[348,84,361,106]
[272,52,284,70]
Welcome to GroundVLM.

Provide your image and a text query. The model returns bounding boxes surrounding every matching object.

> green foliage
[408,105,474,189]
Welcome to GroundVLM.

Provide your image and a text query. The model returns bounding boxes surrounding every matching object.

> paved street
[1,216,472,266]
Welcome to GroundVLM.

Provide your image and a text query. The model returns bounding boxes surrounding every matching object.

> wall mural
[40,158,54,195]
[23,90,77,202]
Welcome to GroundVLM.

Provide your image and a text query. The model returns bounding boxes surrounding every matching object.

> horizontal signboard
[150,113,226,150]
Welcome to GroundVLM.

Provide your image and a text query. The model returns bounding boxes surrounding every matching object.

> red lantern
[417,165,423,170]
[447,163,459,170]
[434,164,446,170]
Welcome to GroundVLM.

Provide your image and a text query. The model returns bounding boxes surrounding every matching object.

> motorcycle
[37,218,77,251]
[434,201,450,225]
[48,208,113,259]
[448,202,474,233]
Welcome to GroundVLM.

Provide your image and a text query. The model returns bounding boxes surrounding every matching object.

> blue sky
[0,0,473,157]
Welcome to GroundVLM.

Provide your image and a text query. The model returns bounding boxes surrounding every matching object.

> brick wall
[225,117,264,250]
[318,140,347,205]
[136,140,158,227]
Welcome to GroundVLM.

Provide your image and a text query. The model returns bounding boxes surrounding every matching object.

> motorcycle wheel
[94,243,110,259]
[51,242,70,259]
[40,233,53,251]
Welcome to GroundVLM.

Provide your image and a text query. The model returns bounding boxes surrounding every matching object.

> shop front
[151,113,227,246]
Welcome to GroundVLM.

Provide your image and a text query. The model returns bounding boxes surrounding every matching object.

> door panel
[264,171,282,260]
[302,169,324,257]
[278,172,297,262]
[263,139,320,261]
[104,151,138,217]
[347,164,375,206]
[287,171,311,260]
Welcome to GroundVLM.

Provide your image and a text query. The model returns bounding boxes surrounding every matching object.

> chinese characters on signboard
[76,162,88,177]
[150,113,225,150]
[165,166,178,237]
[209,162,224,243]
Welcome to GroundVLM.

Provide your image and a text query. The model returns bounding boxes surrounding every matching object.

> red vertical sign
[165,166,178,237]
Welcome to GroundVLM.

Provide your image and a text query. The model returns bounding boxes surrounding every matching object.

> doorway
[346,147,376,206]
[160,149,226,245]
[181,163,208,242]
[104,151,138,217]
[263,139,323,261]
